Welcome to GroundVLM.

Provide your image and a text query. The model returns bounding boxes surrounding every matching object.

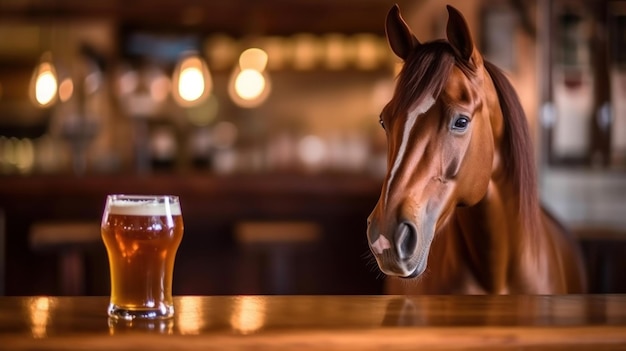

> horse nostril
[396,222,418,260]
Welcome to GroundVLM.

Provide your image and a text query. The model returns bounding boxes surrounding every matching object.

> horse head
[367,5,503,278]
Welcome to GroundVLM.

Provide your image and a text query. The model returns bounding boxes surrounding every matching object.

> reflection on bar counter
[26,297,58,339]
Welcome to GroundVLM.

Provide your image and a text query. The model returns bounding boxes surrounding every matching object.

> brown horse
[366,4,587,294]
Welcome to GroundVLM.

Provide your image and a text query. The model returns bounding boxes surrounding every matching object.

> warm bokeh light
[15,138,35,173]
[172,53,212,107]
[176,296,206,335]
[58,78,74,102]
[228,47,272,108]
[230,296,266,335]
[179,66,204,101]
[354,33,381,70]
[292,33,320,70]
[33,62,58,107]
[324,33,349,70]
[26,297,57,339]
[239,48,269,72]
[150,73,171,103]
[235,69,265,100]
[260,36,290,70]
[228,67,271,108]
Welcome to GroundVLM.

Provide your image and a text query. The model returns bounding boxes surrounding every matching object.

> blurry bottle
[550,10,594,166]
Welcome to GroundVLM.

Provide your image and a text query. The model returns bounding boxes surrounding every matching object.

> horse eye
[379,118,385,130]
[452,115,470,131]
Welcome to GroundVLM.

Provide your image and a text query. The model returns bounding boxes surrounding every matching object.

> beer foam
[108,198,182,216]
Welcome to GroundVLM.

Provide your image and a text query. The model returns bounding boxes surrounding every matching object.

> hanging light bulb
[171,51,212,108]
[29,52,58,108]
[235,69,266,100]
[239,48,268,71]
[228,48,271,108]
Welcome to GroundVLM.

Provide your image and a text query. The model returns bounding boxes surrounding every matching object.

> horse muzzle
[368,221,429,278]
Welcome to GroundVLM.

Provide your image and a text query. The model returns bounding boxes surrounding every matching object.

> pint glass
[101,195,183,320]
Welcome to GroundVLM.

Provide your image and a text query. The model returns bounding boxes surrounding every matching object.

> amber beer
[101,195,183,320]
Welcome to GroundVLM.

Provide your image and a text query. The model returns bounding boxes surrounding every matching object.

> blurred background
[0,0,624,296]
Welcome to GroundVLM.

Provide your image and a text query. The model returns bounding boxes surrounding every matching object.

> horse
[366,4,587,294]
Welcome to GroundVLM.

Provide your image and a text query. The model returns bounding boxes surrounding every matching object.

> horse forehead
[442,67,479,105]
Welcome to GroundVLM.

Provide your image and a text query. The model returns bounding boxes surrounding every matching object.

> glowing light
[176,296,205,335]
[228,67,271,108]
[27,297,57,338]
[34,63,58,106]
[230,296,266,335]
[324,33,349,70]
[172,53,212,107]
[292,33,320,70]
[235,69,265,100]
[29,53,59,108]
[354,34,383,70]
[260,36,289,70]
[179,66,204,101]
[239,48,269,72]
[58,78,74,102]
[227,47,272,108]
[15,138,35,173]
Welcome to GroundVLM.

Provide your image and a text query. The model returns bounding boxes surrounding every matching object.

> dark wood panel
[0,0,415,35]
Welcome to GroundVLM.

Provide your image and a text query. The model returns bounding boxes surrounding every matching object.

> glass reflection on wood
[25,297,57,339]
[230,296,267,335]
[176,296,206,335]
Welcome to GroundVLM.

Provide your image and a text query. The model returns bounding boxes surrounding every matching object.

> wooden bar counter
[1,295,625,350]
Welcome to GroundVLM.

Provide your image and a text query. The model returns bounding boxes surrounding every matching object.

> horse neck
[466,64,542,242]
[452,176,523,293]
[451,71,542,293]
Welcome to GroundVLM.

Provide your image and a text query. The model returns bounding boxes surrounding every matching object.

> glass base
[108,315,174,335]
[107,303,174,321]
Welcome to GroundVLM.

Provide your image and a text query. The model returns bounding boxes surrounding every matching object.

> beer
[101,195,183,320]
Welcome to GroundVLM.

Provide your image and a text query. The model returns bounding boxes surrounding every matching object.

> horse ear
[385,4,420,61]
[445,5,480,66]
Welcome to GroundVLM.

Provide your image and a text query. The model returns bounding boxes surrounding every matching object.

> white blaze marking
[371,235,391,254]
[384,95,435,204]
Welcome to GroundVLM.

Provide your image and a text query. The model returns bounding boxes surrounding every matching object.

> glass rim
[104,194,182,216]
[106,194,179,202]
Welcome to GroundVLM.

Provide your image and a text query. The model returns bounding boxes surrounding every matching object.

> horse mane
[391,40,456,117]
[393,41,540,232]
[483,61,540,232]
